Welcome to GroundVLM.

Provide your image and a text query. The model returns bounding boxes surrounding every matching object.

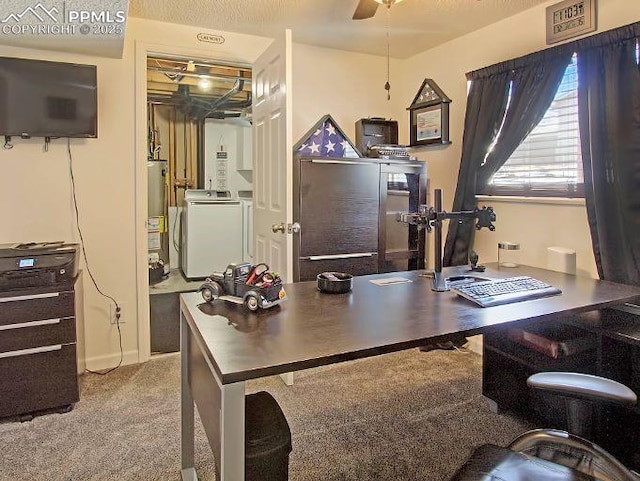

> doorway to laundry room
[144,54,253,354]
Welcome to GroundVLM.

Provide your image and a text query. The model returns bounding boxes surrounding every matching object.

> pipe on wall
[197,120,205,189]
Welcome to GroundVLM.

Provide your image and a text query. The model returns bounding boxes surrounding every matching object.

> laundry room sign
[197,32,225,44]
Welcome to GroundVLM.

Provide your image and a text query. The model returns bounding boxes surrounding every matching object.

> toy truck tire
[245,293,260,311]
[200,281,223,303]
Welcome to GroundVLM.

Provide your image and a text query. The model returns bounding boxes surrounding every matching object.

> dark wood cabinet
[482,309,640,471]
[379,162,427,273]
[293,156,426,282]
[482,322,597,423]
[0,280,80,419]
[298,159,380,257]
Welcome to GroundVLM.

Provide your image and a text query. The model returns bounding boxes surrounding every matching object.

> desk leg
[218,380,245,480]
[195,347,245,480]
[181,309,245,481]
[280,372,294,386]
[485,397,500,414]
[181,312,198,481]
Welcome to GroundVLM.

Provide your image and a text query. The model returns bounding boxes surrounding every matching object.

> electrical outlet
[110,303,125,324]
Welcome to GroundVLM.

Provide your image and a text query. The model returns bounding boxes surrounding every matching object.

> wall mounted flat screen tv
[0,57,97,138]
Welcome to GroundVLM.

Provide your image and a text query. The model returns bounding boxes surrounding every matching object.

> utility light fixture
[198,76,212,90]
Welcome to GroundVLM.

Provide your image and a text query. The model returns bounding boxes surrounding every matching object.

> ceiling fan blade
[352,0,379,20]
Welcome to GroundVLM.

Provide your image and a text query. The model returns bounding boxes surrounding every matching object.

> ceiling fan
[352,0,404,20]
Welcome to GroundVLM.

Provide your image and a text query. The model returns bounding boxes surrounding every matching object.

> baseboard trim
[83,349,140,372]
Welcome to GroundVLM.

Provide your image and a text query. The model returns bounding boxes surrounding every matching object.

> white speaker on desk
[547,246,576,274]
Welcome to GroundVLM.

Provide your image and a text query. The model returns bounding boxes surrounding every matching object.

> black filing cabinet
[0,280,80,418]
[294,157,381,281]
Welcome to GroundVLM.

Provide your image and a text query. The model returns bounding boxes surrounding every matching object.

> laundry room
[145,55,253,353]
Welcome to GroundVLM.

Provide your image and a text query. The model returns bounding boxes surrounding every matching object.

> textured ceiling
[129,0,550,59]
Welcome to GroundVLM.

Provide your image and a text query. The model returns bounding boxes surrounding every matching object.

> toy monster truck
[198,262,287,311]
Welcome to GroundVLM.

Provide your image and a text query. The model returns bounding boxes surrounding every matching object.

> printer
[0,242,79,291]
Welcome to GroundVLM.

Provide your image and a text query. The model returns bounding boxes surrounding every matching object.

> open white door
[252,30,294,282]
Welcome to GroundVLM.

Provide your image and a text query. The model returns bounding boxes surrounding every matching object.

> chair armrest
[527,372,637,405]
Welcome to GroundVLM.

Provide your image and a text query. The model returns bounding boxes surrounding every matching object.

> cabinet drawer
[0,316,76,352]
[299,254,378,282]
[299,160,380,257]
[0,291,74,326]
[0,343,78,418]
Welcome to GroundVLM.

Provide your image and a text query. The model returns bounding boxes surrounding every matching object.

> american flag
[297,118,359,158]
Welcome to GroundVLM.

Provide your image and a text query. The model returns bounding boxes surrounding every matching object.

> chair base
[449,429,640,481]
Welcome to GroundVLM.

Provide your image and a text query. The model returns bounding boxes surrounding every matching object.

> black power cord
[67,138,123,375]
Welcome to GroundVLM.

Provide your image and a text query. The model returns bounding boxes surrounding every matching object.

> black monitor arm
[397,188,496,291]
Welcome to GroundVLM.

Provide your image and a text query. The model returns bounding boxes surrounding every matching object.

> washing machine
[181,190,243,279]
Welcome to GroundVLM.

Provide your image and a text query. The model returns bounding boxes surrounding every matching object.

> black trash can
[245,391,292,481]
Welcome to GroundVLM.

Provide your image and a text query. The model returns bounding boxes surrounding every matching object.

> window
[482,54,584,197]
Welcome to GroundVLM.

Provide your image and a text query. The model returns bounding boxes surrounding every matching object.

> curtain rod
[467,21,640,80]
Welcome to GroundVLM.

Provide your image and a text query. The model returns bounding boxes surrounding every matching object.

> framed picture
[407,79,451,147]
[416,106,442,142]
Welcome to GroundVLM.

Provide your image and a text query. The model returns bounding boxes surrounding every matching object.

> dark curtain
[443,56,572,266]
[440,72,510,267]
[578,37,640,284]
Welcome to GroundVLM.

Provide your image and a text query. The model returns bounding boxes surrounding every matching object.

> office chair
[449,372,639,481]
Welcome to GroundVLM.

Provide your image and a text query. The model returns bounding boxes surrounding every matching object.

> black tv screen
[0,57,97,138]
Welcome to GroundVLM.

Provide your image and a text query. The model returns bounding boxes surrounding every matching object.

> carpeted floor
[0,349,532,481]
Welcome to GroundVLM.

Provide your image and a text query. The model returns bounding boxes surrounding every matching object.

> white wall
[2,0,637,368]
[0,20,392,369]
[0,44,138,369]
[292,43,405,148]
[398,0,640,277]
[0,18,271,369]
[473,197,595,277]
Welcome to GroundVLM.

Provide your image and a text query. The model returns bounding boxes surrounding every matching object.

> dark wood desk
[483,305,640,469]
[180,265,640,480]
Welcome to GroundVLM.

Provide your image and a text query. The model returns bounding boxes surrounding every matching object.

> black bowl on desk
[317,272,352,294]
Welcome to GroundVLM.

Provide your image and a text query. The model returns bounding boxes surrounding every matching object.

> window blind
[483,54,584,197]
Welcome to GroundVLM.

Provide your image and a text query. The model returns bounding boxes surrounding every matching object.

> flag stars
[309,141,320,154]
[296,116,355,158]
[325,140,336,153]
